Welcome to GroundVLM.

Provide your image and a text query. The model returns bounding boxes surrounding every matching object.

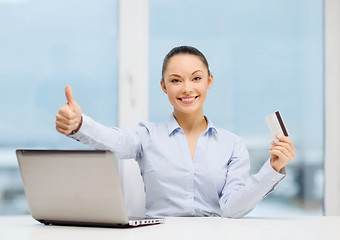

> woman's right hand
[56,85,82,135]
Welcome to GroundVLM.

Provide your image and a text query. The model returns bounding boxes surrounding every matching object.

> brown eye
[171,79,180,83]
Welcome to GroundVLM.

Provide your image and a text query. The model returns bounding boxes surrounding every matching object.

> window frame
[117,0,148,217]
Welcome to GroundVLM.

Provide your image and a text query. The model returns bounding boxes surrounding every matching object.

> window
[0,0,118,214]
[149,0,324,216]
[0,0,324,217]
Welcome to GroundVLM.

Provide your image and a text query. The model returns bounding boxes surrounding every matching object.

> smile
[178,96,198,104]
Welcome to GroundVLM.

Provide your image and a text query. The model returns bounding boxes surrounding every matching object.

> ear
[160,80,167,94]
[207,74,213,89]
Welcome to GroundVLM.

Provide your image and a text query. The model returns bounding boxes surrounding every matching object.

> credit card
[265,110,289,142]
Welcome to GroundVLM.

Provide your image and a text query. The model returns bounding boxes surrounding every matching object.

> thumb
[64,85,82,116]
[65,85,76,106]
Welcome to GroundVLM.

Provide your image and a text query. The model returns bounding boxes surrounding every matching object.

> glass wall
[0,0,118,214]
[149,0,324,216]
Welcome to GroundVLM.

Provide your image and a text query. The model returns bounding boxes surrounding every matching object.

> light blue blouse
[70,114,285,218]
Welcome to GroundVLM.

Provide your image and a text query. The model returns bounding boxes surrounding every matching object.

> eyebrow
[168,70,203,78]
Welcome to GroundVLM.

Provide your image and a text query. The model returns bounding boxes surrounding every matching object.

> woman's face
[161,54,213,116]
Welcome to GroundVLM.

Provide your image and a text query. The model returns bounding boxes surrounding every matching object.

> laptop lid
[16,149,133,227]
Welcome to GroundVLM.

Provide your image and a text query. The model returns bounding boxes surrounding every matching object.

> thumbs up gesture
[56,85,82,135]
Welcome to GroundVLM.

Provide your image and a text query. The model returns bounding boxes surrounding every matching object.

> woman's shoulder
[205,117,239,140]
[215,126,241,139]
[137,115,178,132]
[136,120,169,134]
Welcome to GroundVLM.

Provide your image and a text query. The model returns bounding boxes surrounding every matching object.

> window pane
[149,0,323,216]
[0,0,118,214]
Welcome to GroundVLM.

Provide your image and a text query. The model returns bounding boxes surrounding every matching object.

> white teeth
[181,97,195,102]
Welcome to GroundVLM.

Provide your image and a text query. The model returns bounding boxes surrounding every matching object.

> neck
[173,110,207,134]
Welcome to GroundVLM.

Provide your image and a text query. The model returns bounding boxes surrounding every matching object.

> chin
[175,107,202,116]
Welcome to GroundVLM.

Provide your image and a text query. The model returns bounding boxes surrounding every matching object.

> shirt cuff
[258,159,286,189]
[67,114,91,141]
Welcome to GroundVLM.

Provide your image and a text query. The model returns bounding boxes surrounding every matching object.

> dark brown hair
[161,46,210,81]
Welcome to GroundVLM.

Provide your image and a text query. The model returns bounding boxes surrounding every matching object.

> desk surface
[1,215,340,240]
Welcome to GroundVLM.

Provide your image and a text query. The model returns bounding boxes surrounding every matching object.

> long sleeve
[68,114,142,160]
[66,114,286,218]
[219,137,285,218]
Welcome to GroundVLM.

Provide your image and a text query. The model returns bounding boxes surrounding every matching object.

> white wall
[325,0,340,216]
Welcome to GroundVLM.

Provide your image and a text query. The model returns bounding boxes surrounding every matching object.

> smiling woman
[0,0,323,218]
[149,0,323,217]
[56,45,295,218]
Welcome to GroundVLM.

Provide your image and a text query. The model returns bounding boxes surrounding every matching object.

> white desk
[1,215,340,240]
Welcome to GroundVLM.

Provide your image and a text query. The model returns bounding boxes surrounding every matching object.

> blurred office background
[0,0,324,216]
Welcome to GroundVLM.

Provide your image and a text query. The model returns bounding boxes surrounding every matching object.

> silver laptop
[16,149,164,227]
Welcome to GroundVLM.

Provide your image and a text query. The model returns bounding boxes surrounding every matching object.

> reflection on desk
[1,215,340,240]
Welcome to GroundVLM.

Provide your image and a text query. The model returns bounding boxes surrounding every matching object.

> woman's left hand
[269,135,296,173]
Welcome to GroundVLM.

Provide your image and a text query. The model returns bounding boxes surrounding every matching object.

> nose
[182,80,193,94]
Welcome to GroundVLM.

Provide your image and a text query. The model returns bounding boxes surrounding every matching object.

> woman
[56,46,295,218]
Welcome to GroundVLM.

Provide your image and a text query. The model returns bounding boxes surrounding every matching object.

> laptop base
[38,217,164,228]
